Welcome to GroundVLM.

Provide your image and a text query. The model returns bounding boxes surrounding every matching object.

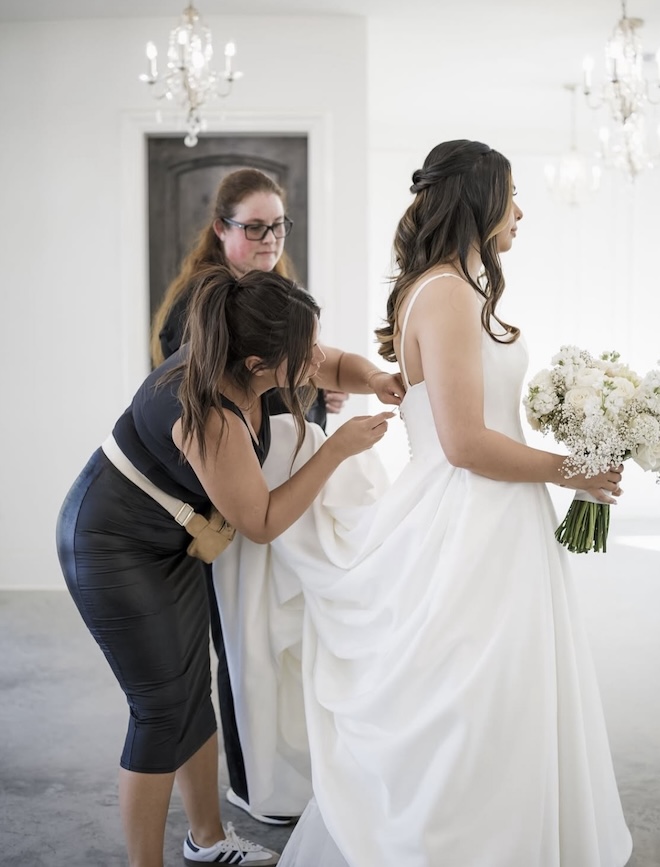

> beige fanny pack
[101,435,235,564]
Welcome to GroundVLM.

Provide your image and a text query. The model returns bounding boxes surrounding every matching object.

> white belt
[101,434,196,527]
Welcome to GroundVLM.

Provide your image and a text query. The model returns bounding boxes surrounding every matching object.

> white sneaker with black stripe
[183,823,279,865]
[226,787,298,826]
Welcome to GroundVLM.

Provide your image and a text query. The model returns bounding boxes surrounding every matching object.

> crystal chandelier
[545,84,601,207]
[139,3,243,148]
[582,0,660,180]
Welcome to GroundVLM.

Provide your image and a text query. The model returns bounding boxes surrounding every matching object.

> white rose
[564,386,599,413]
[627,414,660,471]
[599,361,641,384]
[632,441,660,472]
[611,377,636,396]
[574,368,606,389]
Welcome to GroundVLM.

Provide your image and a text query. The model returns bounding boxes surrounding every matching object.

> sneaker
[183,824,279,865]
[226,787,298,827]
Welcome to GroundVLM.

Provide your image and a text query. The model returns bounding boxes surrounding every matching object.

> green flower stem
[555,500,611,554]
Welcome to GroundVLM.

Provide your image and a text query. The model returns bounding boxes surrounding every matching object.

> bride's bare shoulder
[401,269,477,322]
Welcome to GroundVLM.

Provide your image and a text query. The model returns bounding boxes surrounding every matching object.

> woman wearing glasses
[151,168,346,427]
[149,168,401,828]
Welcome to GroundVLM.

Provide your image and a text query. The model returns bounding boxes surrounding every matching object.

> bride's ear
[213,219,226,243]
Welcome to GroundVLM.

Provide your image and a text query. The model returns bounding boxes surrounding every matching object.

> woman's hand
[561,463,624,505]
[324,390,349,414]
[367,371,405,405]
[326,411,395,460]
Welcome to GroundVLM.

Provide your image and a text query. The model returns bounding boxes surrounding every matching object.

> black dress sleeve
[160,289,192,361]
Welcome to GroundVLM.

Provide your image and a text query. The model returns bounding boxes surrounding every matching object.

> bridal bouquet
[524,345,660,553]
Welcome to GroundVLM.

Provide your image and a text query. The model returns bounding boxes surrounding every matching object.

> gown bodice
[401,330,529,464]
[398,273,528,462]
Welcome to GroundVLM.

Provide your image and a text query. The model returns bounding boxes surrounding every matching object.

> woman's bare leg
[119,767,175,867]
[176,732,225,846]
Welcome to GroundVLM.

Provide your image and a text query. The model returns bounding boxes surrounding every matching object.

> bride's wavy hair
[376,139,520,362]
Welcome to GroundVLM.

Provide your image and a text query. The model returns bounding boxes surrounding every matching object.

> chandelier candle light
[582,0,660,180]
[545,83,601,207]
[139,3,242,147]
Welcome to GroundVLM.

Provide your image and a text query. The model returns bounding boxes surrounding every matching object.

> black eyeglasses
[222,216,294,241]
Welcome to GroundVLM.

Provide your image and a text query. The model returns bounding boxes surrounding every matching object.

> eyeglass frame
[221,216,294,241]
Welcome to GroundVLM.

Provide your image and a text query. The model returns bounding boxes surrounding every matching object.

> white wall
[0,14,368,589]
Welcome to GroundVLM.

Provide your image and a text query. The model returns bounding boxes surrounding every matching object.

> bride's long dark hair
[376,139,520,362]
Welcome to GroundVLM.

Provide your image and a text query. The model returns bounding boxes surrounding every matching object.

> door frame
[119,109,332,402]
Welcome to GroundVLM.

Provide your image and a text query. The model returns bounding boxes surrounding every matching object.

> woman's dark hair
[176,266,320,462]
[150,168,296,366]
[376,139,520,361]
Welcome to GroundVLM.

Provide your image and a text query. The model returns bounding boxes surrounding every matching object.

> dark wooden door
[147,135,308,322]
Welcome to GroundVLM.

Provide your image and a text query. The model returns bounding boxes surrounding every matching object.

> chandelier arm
[215,78,234,98]
[583,89,604,111]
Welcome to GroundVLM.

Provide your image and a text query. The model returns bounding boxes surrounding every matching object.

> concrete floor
[0,591,293,867]
[1,561,659,865]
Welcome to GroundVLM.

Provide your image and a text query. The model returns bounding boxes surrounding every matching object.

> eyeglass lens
[244,219,293,240]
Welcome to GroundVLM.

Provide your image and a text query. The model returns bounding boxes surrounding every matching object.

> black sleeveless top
[113,347,271,511]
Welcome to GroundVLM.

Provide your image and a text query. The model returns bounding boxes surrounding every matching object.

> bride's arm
[412,277,622,504]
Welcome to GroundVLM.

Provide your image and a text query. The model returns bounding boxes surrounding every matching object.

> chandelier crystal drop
[582,0,660,180]
[139,3,242,147]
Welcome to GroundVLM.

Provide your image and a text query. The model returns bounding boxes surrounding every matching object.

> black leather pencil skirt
[56,449,217,774]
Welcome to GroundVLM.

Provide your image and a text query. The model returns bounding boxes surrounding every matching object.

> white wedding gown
[219,276,633,866]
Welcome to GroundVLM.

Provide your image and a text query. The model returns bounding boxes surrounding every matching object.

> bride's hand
[561,463,624,505]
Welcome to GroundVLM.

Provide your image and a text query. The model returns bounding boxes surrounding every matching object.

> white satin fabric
[212,415,389,817]
[218,316,632,865]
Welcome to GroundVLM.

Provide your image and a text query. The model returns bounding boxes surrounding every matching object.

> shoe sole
[184,854,279,866]
[226,788,298,826]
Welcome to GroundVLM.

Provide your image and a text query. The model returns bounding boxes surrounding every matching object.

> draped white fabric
[219,325,632,866]
[212,415,389,817]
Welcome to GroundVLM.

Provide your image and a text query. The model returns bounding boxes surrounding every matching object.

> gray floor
[1,583,659,866]
[0,591,293,867]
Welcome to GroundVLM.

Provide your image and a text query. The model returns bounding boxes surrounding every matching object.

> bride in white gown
[231,140,632,867]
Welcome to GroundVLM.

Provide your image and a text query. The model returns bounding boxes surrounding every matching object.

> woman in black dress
[56,266,398,867]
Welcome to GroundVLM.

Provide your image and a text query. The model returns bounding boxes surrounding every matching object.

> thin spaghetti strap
[398,273,461,389]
